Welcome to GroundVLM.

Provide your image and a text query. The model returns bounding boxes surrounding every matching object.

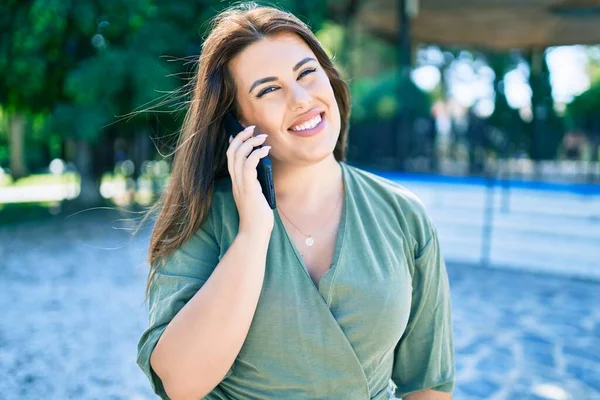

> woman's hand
[226,125,274,237]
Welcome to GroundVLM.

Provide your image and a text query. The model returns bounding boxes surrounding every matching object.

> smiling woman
[136,3,454,400]
[229,33,341,156]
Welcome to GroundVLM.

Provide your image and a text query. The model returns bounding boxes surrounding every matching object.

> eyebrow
[248,57,317,93]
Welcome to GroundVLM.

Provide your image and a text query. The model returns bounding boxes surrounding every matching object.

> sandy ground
[1,209,599,400]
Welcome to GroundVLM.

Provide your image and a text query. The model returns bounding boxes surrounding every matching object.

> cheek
[253,103,286,135]
[321,80,341,124]
[272,103,289,125]
[317,75,339,110]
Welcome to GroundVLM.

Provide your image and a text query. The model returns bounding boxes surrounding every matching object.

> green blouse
[137,161,455,399]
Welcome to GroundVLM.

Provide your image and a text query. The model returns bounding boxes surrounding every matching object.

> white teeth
[291,114,322,131]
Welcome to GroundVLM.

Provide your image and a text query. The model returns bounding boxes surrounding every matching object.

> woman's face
[228,32,341,165]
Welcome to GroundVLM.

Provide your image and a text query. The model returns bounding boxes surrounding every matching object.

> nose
[288,83,312,112]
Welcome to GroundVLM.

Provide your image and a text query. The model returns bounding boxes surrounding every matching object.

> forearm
[404,389,452,400]
[150,230,271,399]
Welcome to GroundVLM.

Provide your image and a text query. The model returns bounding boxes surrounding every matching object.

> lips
[287,112,326,137]
[287,108,324,130]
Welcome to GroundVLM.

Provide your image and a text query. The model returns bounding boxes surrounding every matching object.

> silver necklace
[277,191,343,247]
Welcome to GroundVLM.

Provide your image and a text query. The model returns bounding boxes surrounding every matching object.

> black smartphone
[223,112,276,209]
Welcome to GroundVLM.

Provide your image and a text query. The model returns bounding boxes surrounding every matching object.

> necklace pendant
[305,236,315,247]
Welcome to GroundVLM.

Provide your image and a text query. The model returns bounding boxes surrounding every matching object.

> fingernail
[264,146,272,150]
[245,125,256,132]
[229,135,232,143]
[256,134,268,138]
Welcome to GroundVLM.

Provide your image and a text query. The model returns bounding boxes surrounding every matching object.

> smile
[288,112,326,137]
[290,113,322,132]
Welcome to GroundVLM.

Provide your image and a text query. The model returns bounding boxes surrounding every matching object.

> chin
[299,138,338,163]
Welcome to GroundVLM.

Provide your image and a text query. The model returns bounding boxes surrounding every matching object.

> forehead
[229,33,316,89]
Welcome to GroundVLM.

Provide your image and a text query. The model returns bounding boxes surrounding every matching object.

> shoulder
[344,162,435,251]
[204,176,239,242]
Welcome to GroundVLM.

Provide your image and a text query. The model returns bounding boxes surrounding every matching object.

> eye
[298,68,317,79]
[255,68,316,98]
[257,86,278,98]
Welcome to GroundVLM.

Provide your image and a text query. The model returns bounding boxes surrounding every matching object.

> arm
[405,388,452,400]
[391,225,455,399]
[151,230,270,400]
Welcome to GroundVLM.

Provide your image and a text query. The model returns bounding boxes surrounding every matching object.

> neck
[271,155,343,212]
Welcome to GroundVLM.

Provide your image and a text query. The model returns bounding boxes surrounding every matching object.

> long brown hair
[141,2,351,299]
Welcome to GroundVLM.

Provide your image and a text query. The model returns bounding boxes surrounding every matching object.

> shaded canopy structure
[354,0,600,50]
[328,0,600,170]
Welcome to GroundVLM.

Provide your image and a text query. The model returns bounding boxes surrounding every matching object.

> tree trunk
[132,129,151,180]
[74,139,102,206]
[9,112,28,179]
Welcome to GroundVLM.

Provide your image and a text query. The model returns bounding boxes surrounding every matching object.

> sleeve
[391,226,455,399]
[136,210,233,400]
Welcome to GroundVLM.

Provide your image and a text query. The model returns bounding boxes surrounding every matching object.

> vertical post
[481,171,495,267]
[398,0,411,66]
[395,0,413,171]
[529,48,544,179]
[501,160,511,213]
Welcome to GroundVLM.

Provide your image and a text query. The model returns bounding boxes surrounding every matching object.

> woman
[137,3,454,399]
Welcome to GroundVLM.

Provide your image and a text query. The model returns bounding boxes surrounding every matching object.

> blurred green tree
[53,0,209,205]
[0,0,335,206]
[526,49,564,162]
[1,0,224,204]
[485,51,525,158]
[0,0,85,179]
[565,81,600,162]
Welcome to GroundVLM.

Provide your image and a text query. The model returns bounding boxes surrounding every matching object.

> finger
[226,125,255,163]
[234,135,268,190]
[226,126,253,166]
[239,134,268,156]
[234,134,267,177]
[245,146,272,174]
[227,125,255,187]
[243,146,272,193]
[232,125,256,146]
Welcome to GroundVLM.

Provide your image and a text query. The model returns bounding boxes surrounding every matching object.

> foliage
[484,51,523,155]
[315,21,346,65]
[351,69,432,121]
[565,80,600,132]
[528,50,564,160]
[52,0,209,142]
[0,0,77,113]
